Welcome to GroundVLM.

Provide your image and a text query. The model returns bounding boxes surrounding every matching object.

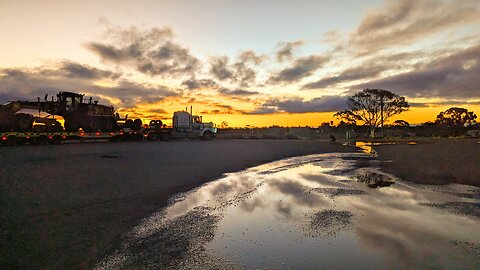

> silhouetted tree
[393,120,410,127]
[418,121,438,137]
[220,121,229,128]
[333,110,361,125]
[391,120,410,137]
[335,89,409,137]
[435,107,477,136]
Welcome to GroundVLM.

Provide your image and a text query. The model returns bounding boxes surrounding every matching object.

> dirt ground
[374,138,480,187]
[0,139,352,269]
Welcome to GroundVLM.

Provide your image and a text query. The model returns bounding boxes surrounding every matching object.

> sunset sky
[1,0,479,127]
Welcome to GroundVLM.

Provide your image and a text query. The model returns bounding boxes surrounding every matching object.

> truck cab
[173,111,216,138]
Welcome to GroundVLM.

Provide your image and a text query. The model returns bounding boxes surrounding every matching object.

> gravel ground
[0,139,352,268]
[374,139,480,187]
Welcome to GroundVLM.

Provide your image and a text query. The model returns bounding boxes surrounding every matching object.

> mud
[421,202,480,218]
[356,168,396,188]
[311,187,367,198]
[1,140,353,268]
[307,210,353,237]
[96,153,480,269]
[96,206,226,269]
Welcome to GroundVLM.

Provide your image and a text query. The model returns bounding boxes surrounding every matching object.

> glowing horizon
[1,0,479,128]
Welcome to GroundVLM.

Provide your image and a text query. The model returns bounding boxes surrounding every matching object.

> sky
[0,0,479,127]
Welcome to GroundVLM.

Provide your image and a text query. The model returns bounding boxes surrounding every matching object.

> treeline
[332,89,477,138]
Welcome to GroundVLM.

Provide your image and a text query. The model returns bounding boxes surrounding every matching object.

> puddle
[353,141,397,154]
[352,141,418,154]
[96,153,480,270]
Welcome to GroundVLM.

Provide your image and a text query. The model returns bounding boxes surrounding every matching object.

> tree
[220,121,229,129]
[335,89,409,137]
[333,110,361,125]
[393,120,410,127]
[435,107,477,136]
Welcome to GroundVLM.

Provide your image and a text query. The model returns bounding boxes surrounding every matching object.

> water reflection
[97,153,480,270]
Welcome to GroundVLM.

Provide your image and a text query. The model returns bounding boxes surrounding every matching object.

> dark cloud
[0,62,121,101]
[303,65,387,89]
[99,80,175,107]
[181,78,219,90]
[145,108,168,115]
[0,61,121,82]
[238,50,267,65]
[249,95,346,114]
[87,43,125,62]
[232,62,257,87]
[86,26,199,77]
[410,101,480,108]
[40,61,121,80]
[209,56,234,81]
[199,104,246,115]
[181,77,260,98]
[352,43,480,99]
[218,88,259,96]
[351,0,480,51]
[301,51,420,89]
[268,55,330,84]
[209,50,265,87]
[247,106,279,115]
[276,40,304,62]
[0,66,177,108]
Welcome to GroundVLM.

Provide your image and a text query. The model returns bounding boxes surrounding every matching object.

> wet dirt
[307,210,353,237]
[96,153,480,270]
[356,168,396,188]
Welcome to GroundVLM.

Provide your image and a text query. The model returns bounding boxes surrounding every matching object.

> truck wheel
[147,132,158,141]
[132,119,142,131]
[202,131,213,140]
[124,119,133,129]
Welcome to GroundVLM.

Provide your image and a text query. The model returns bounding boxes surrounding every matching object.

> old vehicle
[0,91,216,145]
[0,91,118,132]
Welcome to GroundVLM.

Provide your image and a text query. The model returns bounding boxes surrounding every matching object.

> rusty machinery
[0,91,118,132]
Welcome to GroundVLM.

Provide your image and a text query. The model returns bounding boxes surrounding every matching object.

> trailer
[0,91,217,146]
[0,129,146,146]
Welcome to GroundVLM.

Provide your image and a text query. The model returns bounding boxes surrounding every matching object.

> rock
[356,168,395,188]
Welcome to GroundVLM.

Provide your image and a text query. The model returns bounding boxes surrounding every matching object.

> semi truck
[144,110,217,141]
[0,91,217,146]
